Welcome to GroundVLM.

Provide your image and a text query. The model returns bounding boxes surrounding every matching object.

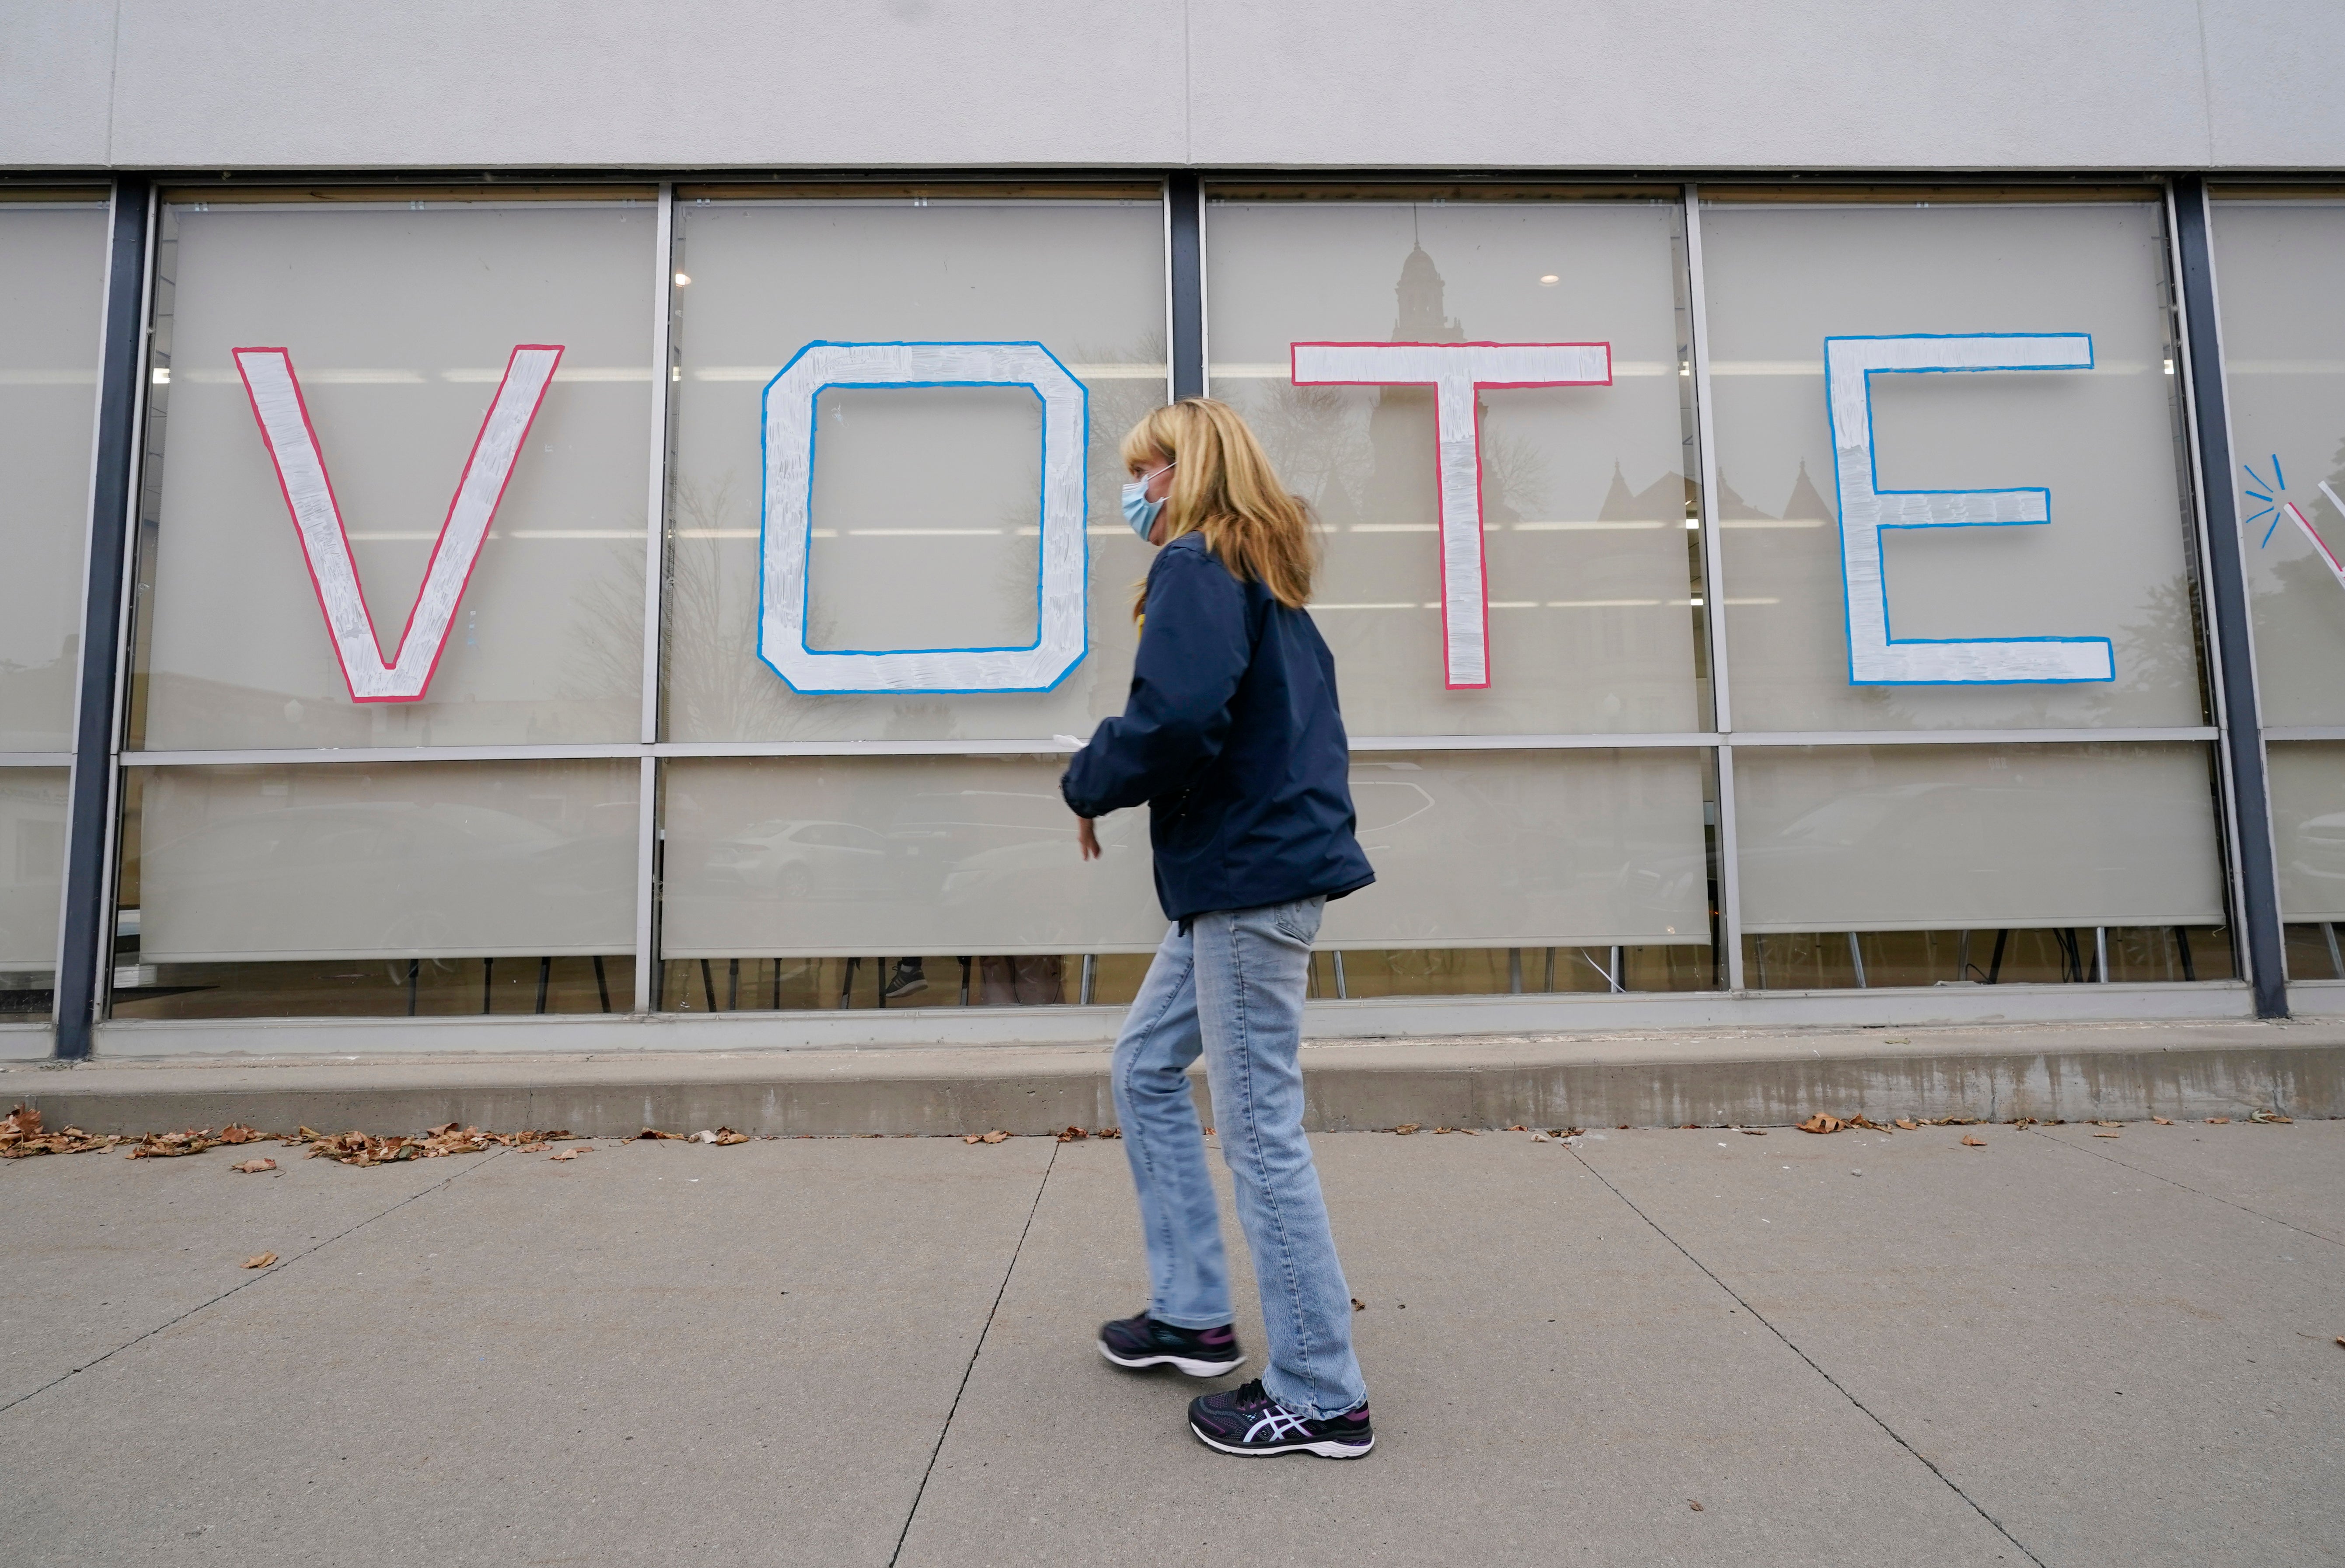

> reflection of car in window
[2293,811,2345,885]
[701,819,900,900]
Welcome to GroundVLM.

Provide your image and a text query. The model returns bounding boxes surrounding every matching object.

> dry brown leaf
[243,1252,278,1269]
[1095,1127,1121,1139]
[126,1129,216,1159]
[1961,1134,1987,1148]
[638,1128,685,1140]
[2206,1116,2231,1125]
[1057,1126,1089,1142]
[712,1129,750,1146]
[2251,1111,2293,1124]
[1797,1114,1844,1135]
[1506,1125,1528,1132]
[1351,1296,1367,1312]
[217,1123,265,1145]
[1846,1115,1889,1132]
[1689,1501,1704,1512]
[2092,1132,2121,1139]
[230,1158,277,1173]
[979,1130,1010,1144]
[1739,1128,1767,1136]
[2152,1116,2173,1125]
[1893,1118,1919,1131]
[1,1104,124,1158]
[962,1134,982,1144]
[1393,1123,1421,1136]
[1679,1123,1701,1131]
[548,1148,586,1161]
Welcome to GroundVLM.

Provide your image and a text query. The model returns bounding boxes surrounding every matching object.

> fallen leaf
[230,1158,277,1173]
[1057,1126,1088,1142]
[1351,1297,1367,1312]
[979,1130,1010,1144]
[1507,1125,1528,1132]
[1393,1124,1420,1136]
[2152,1116,2173,1125]
[126,1129,216,1159]
[1740,1128,1767,1136]
[1893,1118,1919,1131]
[1846,1115,1890,1132]
[1531,1131,1551,1142]
[2093,1132,2121,1139]
[1689,1501,1704,1512]
[243,1252,278,1269]
[549,1148,586,1161]
[1,1104,122,1158]
[963,1134,983,1145]
[218,1123,265,1145]
[1961,1135,1987,1148]
[712,1128,750,1146]
[1797,1114,1844,1136]
[638,1128,685,1140]
[1095,1128,1122,1139]
[2092,1119,2120,1128]
[1679,1123,1700,1131]
[2250,1111,2293,1124]
[2206,1117,2231,1125]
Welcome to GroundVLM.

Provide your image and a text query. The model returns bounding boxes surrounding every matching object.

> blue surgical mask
[1121,463,1173,540]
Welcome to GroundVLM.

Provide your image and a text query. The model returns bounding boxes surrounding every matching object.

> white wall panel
[7,0,2344,172]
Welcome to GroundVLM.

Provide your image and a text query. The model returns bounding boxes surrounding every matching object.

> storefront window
[0,194,109,1023]
[2207,193,2345,981]
[662,187,1167,744]
[129,192,658,751]
[1204,187,1706,737]
[112,759,638,1019]
[1700,194,2208,733]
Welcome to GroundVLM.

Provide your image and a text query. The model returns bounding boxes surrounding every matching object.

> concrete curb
[7,1018,2339,1136]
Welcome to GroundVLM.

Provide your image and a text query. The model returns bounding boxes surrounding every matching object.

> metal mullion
[1682,184,1744,991]
[56,178,154,1058]
[0,754,73,768]
[1168,174,1204,401]
[634,754,658,1014]
[2171,178,2286,1017]
[636,184,677,1015]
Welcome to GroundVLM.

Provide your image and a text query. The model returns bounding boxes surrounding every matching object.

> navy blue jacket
[1061,531,1374,923]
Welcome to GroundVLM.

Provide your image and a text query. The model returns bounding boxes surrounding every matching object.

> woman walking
[1062,397,1377,1459]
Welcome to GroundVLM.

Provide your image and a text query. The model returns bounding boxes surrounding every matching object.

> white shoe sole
[1096,1339,1244,1378]
[1189,1421,1375,1459]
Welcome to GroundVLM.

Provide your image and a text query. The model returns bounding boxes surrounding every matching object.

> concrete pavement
[2,1119,2338,1565]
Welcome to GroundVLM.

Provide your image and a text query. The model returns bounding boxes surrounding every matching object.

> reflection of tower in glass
[1364,243,1464,528]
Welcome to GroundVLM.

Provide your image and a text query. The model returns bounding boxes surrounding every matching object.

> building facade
[3,2,2343,1056]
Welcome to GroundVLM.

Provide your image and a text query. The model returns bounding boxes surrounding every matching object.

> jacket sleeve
[1060,544,1253,817]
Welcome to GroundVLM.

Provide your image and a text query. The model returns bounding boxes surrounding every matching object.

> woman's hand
[1076,815,1101,861]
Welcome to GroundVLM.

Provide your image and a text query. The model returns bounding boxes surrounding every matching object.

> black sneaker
[881,962,928,1000]
[1187,1379,1375,1459]
[1096,1312,1246,1377]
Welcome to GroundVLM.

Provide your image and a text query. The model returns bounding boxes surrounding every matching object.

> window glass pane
[1204,191,1704,736]
[2208,198,2345,728]
[660,755,1164,958]
[125,759,638,966]
[0,769,68,1017]
[0,203,107,752]
[133,198,655,750]
[663,196,1166,743]
[1322,750,1709,950]
[2267,742,2345,922]
[1743,925,2232,990]
[1702,199,2205,732]
[1734,742,2224,933]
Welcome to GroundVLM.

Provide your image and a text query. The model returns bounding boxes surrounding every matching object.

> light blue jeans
[1110,896,1367,1419]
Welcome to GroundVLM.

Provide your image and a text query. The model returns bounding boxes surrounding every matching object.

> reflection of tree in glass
[659,474,849,741]
[2101,572,2211,723]
[1249,382,1369,529]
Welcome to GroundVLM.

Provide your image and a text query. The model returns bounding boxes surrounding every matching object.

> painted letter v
[234,344,564,703]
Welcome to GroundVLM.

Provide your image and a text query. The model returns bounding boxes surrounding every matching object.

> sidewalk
[3,1117,2338,1565]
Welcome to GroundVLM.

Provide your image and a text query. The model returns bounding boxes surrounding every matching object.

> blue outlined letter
[1825,333,2114,685]
[758,341,1089,694]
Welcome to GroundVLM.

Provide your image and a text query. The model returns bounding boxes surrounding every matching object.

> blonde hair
[1119,398,1316,619]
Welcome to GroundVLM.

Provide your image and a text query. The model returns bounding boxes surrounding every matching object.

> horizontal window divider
[0,752,73,768]
[120,743,647,767]
[2259,727,2345,743]
[1720,727,2219,748]
[109,727,2223,769]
